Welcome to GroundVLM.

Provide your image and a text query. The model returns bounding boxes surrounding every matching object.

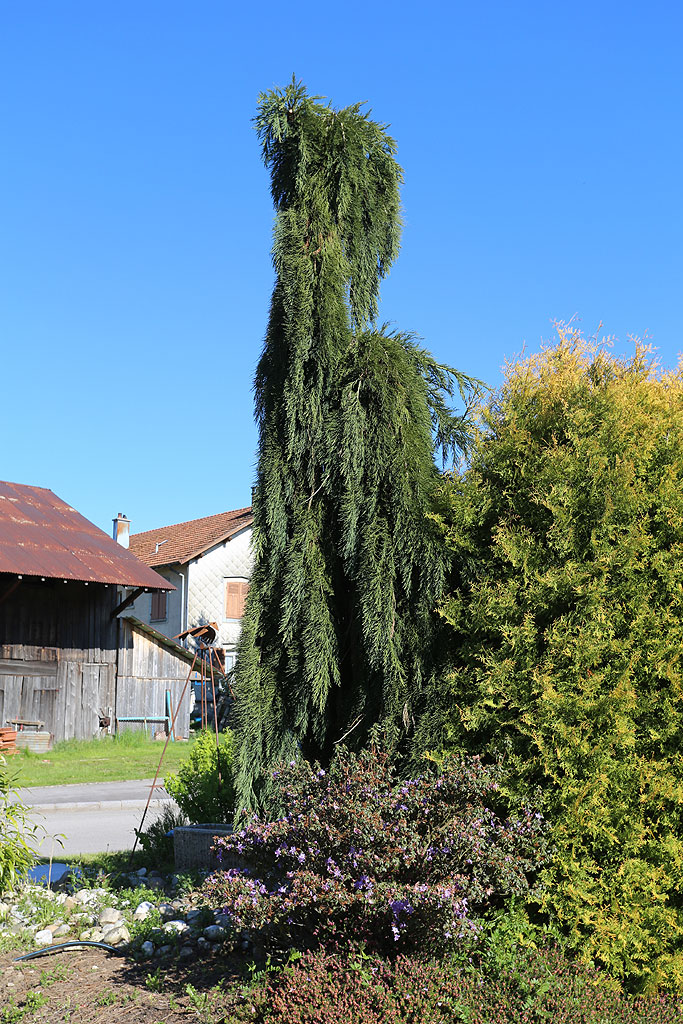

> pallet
[0,727,17,754]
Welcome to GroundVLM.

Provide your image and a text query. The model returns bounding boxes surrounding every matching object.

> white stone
[158,903,175,921]
[136,867,147,877]
[156,944,173,957]
[102,924,130,946]
[34,929,54,946]
[141,940,155,956]
[163,920,189,935]
[98,907,122,926]
[133,900,154,921]
[203,925,226,942]
[214,913,230,929]
[79,930,92,941]
[53,924,71,938]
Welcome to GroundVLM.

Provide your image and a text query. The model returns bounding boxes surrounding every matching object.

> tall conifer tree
[233,79,475,809]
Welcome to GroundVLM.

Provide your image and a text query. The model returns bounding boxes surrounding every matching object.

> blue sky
[2,1,681,535]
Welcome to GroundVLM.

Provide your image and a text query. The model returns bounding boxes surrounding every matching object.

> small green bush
[134,803,187,862]
[165,730,235,823]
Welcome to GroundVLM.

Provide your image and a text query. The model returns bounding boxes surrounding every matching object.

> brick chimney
[112,513,130,548]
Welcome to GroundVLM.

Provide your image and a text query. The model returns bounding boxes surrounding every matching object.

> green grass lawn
[10,730,196,788]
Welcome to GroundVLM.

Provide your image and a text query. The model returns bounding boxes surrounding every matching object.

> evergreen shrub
[203,744,548,954]
[239,948,683,1024]
[164,730,235,824]
[432,328,683,989]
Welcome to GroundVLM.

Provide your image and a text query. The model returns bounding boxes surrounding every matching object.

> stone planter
[173,823,237,871]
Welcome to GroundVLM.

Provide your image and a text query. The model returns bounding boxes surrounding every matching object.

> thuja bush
[165,730,235,823]
[429,330,683,988]
[203,744,548,954]
[235,947,683,1024]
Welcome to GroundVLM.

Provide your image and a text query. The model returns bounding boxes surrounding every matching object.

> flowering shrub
[203,745,548,953]
[233,947,683,1024]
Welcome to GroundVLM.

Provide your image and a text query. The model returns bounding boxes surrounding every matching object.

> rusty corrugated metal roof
[0,480,174,589]
[129,506,253,567]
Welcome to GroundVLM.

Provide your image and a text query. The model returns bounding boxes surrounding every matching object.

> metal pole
[165,689,175,741]
[201,651,207,731]
[128,649,199,865]
[208,647,222,789]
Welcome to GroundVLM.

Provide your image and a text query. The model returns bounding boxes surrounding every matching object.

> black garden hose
[14,940,125,961]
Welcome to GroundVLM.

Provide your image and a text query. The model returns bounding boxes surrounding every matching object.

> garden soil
[0,946,245,1022]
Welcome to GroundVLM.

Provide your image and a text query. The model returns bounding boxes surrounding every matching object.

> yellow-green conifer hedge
[433,327,683,991]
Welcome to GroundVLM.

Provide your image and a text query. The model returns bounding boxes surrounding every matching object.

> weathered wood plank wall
[0,577,191,743]
[0,577,117,743]
[116,619,191,739]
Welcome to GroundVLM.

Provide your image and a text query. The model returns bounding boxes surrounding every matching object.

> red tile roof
[129,507,253,567]
[0,480,174,589]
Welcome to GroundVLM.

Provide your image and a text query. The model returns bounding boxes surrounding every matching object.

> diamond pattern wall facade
[187,526,253,651]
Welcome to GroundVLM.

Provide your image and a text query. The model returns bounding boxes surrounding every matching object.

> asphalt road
[18,778,169,810]
[18,779,176,856]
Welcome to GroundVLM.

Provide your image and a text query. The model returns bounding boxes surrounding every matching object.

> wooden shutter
[151,590,167,621]
[225,581,250,619]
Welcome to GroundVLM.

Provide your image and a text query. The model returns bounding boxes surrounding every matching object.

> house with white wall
[126,506,253,672]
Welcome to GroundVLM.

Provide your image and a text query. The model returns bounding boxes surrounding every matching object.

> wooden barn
[0,481,194,743]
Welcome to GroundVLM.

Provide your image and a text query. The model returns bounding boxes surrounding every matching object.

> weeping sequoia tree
[232,79,476,810]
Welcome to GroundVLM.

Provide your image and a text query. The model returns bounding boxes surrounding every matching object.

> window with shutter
[225,579,250,619]
[151,590,167,621]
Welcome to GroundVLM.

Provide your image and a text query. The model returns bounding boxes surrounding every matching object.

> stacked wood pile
[0,727,17,754]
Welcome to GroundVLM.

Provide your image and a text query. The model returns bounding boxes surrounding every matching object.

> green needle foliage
[233,78,477,811]
[432,326,683,990]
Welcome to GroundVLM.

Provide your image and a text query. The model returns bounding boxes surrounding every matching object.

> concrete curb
[28,797,174,813]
